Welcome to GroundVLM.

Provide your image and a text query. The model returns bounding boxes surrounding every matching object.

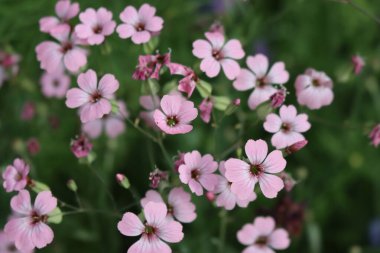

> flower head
[117,4,163,44]
[133,53,171,80]
[369,124,380,147]
[0,230,33,253]
[270,89,286,109]
[20,102,36,121]
[167,63,198,97]
[0,51,20,87]
[27,138,40,156]
[40,71,70,98]
[225,139,286,199]
[192,32,244,80]
[149,168,168,189]
[233,54,289,110]
[70,134,93,158]
[2,158,30,193]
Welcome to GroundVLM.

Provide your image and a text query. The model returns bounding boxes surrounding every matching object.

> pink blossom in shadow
[0,230,33,253]
[352,55,365,75]
[167,63,198,97]
[70,134,93,158]
[2,158,30,193]
[133,53,171,80]
[0,51,21,87]
[40,71,70,98]
[139,95,161,129]
[199,98,213,123]
[369,124,380,148]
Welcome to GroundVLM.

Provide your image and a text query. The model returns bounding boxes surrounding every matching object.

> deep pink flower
[0,51,20,87]
[133,53,171,80]
[141,187,197,223]
[148,168,168,189]
[233,54,289,110]
[27,138,40,156]
[369,124,380,147]
[39,0,80,33]
[153,94,198,135]
[192,32,244,80]
[214,161,256,210]
[2,158,30,193]
[237,216,290,253]
[65,69,119,123]
[70,134,93,158]
[139,95,161,128]
[40,71,70,98]
[264,105,311,149]
[75,7,116,45]
[285,139,308,155]
[117,202,184,253]
[82,101,128,138]
[225,139,286,199]
[167,63,198,97]
[199,98,213,123]
[0,230,33,253]
[270,89,286,109]
[4,190,57,251]
[295,68,334,110]
[178,151,218,196]
[36,25,87,73]
[117,4,163,44]
[20,102,36,121]
[352,55,365,75]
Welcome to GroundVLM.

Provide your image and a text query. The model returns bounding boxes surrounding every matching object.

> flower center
[166,116,179,127]
[256,78,266,87]
[144,224,156,235]
[90,91,102,103]
[281,122,292,132]
[167,204,174,215]
[30,211,48,225]
[52,79,60,87]
[7,244,17,252]
[255,236,268,246]
[93,25,103,34]
[212,50,223,61]
[191,169,200,179]
[250,164,263,176]
[136,23,145,32]
[14,173,22,182]
[312,79,320,87]
[61,41,73,53]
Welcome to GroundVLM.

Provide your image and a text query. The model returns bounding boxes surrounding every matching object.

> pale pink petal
[230,179,257,201]
[178,101,198,123]
[117,212,144,236]
[117,24,136,39]
[144,202,167,226]
[82,120,103,138]
[65,88,90,108]
[131,31,151,44]
[293,114,311,132]
[233,69,256,91]
[188,179,203,196]
[237,224,258,245]
[141,190,164,207]
[262,150,286,174]
[98,74,119,96]
[34,191,57,215]
[157,220,184,243]
[245,139,268,165]
[222,39,245,59]
[247,85,277,110]
[200,57,221,78]
[63,48,87,73]
[264,114,282,133]
[160,95,182,116]
[253,217,275,236]
[224,158,250,182]
[10,190,32,215]
[205,32,224,50]
[247,54,269,78]
[105,118,125,138]
[31,222,54,249]
[199,174,218,192]
[192,40,212,59]
[269,228,290,250]
[266,62,289,84]
[120,6,138,24]
[145,17,163,32]
[279,105,297,122]
[77,69,97,94]
[199,154,218,174]
[272,131,304,149]
[220,59,241,80]
[258,174,284,198]
[128,236,171,253]
[138,4,156,19]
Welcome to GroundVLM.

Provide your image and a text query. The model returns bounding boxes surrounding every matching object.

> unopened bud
[67,179,78,192]
[206,192,215,202]
[116,173,130,189]
[285,140,308,155]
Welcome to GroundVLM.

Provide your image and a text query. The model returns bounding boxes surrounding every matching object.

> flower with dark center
[250,164,263,176]
[93,25,103,34]
[191,169,200,179]
[166,116,179,127]
[212,49,223,61]
[144,224,156,235]
[256,78,266,87]
[135,23,145,32]
[30,211,48,225]
[256,236,268,246]
[281,123,292,132]
[90,91,103,103]
[312,78,320,87]
[61,41,73,53]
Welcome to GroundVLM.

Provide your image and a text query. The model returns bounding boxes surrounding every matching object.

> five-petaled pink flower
[192,32,245,80]
[178,151,219,196]
[0,230,33,253]
[214,161,257,210]
[237,216,290,253]
[117,4,164,44]
[75,7,116,45]
[2,158,30,193]
[65,69,119,123]
[225,139,286,199]
[139,95,161,129]
[141,187,197,223]
[36,25,87,73]
[153,94,198,135]
[40,71,70,98]
[117,202,184,253]
[233,54,289,110]
[167,63,198,97]
[295,68,334,110]
[369,124,380,148]
[4,190,57,251]
[264,105,311,149]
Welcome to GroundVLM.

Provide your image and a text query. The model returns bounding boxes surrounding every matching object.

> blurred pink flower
[133,53,170,80]
[167,63,198,97]
[352,55,365,75]
[208,21,225,35]
[264,105,311,149]
[153,94,198,135]
[178,151,218,196]
[70,134,93,158]
[117,4,163,44]
[192,32,244,80]
[279,172,297,192]
[139,95,160,128]
[75,7,116,45]
[369,124,380,147]
[20,102,36,121]
[214,161,256,210]
[4,190,57,251]
[148,168,168,189]
[82,101,128,138]
[36,25,87,73]
[237,216,290,253]
[40,71,70,98]
[65,69,119,123]
[0,230,33,253]
[295,68,334,110]
[2,158,30,193]
[233,54,289,110]
[199,98,213,123]
[0,51,20,87]
[117,202,183,253]
[26,138,40,156]
[141,187,197,223]
[225,139,286,199]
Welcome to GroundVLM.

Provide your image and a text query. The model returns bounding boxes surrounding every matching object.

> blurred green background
[1,0,380,252]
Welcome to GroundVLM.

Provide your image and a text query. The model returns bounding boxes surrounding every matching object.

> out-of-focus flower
[352,55,365,75]
[65,69,119,123]
[117,202,183,253]
[27,138,40,156]
[0,51,21,87]
[139,95,160,128]
[208,21,224,35]
[4,190,57,251]
[48,115,60,129]
[141,187,197,223]
[167,63,198,97]
[369,218,380,247]
[295,68,334,110]
[0,230,33,253]
[75,7,116,45]
[2,158,30,193]
[274,196,305,236]
[153,94,198,135]
[285,139,308,155]
[192,31,244,80]
[233,54,289,110]
[148,168,168,189]
[270,89,286,109]
[279,172,296,192]
[199,98,213,123]
[237,216,290,253]
[369,124,380,148]
[40,71,70,98]
[117,4,163,44]
[70,134,93,158]
[132,53,170,80]
[174,152,185,172]
[264,105,311,149]
[20,102,36,121]
[178,151,218,196]
[225,139,287,199]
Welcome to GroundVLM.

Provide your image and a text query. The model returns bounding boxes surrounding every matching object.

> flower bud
[67,179,78,192]
[116,173,130,189]
[70,135,93,158]
[285,140,308,155]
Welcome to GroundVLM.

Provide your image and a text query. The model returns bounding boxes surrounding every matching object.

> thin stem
[218,210,228,253]
[58,199,79,211]
[126,118,158,143]
[330,0,380,25]
[59,209,121,218]
[157,136,173,167]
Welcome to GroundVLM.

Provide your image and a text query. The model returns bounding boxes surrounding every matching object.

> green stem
[157,137,173,167]
[126,118,158,143]
[218,210,228,253]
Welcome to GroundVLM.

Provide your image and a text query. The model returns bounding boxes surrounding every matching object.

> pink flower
[0,230,33,253]
[225,139,286,199]
[65,69,119,123]
[117,202,184,253]
[40,71,70,98]
[82,101,128,138]
[199,98,213,123]
[233,54,289,110]
[39,0,80,33]
[264,105,311,149]
[4,190,57,251]
[167,63,198,97]
[0,51,20,86]
[270,89,286,109]
[141,187,197,223]
[192,32,244,80]
[133,53,171,80]
[352,55,365,75]
[295,68,334,110]
[214,161,256,210]
[149,168,168,189]
[36,25,87,73]
[20,102,36,121]
[75,7,116,45]
[369,124,380,147]
[139,95,160,128]
[153,94,198,135]
[117,4,163,44]
[174,153,185,172]
[2,158,30,193]
[26,138,40,156]
[178,151,218,196]
[237,216,290,253]
[70,134,93,158]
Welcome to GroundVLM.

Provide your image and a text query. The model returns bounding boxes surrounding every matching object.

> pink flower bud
[208,21,225,35]
[149,168,168,189]
[199,98,213,123]
[116,173,130,189]
[352,55,365,75]
[206,192,216,202]
[233,98,241,106]
[270,89,286,108]
[369,124,380,147]
[285,140,308,154]
[70,135,93,158]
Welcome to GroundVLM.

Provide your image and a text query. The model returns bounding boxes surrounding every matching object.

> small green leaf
[48,207,63,224]
[197,80,212,98]
[212,96,231,111]
[141,79,160,95]
[30,180,50,193]
[142,37,159,54]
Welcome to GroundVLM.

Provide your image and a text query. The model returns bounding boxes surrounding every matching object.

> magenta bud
[116,173,130,189]
[285,140,308,155]
[270,89,286,109]
[206,192,216,202]
[369,124,380,148]
[70,135,93,158]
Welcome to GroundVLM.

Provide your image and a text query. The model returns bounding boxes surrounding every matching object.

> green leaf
[212,96,231,111]
[141,79,160,95]
[142,37,159,54]
[162,80,178,94]
[197,80,212,98]
[30,180,50,193]
[48,207,63,224]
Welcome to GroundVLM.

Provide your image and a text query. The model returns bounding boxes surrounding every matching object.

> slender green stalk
[218,210,228,253]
